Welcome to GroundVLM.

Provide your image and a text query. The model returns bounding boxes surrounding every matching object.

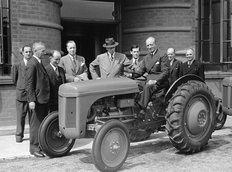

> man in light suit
[167,48,182,86]
[137,37,169,113]
[45,50,66,112]
[89,37,130,79]
[124,45,144,78]
[59,40,88,82]
[25,42,50,158]
[180,48,205,81]
[11,45,32,143]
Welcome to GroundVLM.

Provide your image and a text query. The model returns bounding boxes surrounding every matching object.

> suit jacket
[180,60,205,81]
[141,49,169,85]
[89,52,131,79]
[124,57,144,75]
[169,59,182,86]
[25,56,50,104]
[11,60,28,101]
[59,54,88,82]
[45,64,66,106]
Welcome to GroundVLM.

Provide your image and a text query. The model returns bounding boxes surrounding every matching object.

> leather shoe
[16,136,23,143]
[32,151,45,158]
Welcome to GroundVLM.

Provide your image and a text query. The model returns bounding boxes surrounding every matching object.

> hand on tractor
[29,102,35,110]
[147,80,157,85]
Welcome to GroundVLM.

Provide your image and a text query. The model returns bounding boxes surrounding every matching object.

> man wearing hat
[89,37,130,79]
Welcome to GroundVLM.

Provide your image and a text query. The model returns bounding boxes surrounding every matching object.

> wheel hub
[186,97,209,136]
[110,140,120,154]
[197,110,207,126]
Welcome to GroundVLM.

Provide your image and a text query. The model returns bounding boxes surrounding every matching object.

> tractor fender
[165,74,205,101]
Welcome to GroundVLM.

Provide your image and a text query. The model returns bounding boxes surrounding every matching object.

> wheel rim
[100,128,128,167]
[185,94,212,140]
[46,118,73,152]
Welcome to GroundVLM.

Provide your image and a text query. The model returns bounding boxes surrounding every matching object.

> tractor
[38,74,216,172]
[214,76,232,130]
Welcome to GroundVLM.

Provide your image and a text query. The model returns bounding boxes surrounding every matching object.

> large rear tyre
[166,81,216,153]
[92,120,130,172]
[39,111,75,157]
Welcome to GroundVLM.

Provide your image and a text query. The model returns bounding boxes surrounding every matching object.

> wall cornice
[19,19,63,31]
[123,26,192,34]
[124,3,191,11]
[47,0,62,6]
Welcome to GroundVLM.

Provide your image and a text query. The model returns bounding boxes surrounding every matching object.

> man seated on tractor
[136,36,169,116]
[124,45,145,84]
[89,37,131,79]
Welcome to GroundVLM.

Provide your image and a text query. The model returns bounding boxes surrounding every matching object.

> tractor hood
[59,77,139,97]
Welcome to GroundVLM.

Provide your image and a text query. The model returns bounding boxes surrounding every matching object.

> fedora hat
[103,37,119,48]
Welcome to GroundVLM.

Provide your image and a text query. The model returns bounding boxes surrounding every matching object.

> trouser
[16,100,31,138]
[29,103,48,154]
[138,83,159,108]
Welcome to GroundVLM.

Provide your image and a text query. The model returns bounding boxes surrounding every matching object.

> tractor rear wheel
[214,98,227,130]
[166,80,216,153]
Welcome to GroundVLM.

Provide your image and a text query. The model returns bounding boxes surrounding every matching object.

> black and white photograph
[0,0,232,171]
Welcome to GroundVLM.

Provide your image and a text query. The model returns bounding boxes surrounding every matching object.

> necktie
[55,67,59,76]
[134,59,138,65]
[73,58,77,69]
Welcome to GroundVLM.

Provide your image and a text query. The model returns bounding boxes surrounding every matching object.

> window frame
[0,0,11,80]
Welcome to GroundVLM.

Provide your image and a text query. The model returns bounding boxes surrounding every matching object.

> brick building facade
[0,0,62,126]
[0,0,231,126]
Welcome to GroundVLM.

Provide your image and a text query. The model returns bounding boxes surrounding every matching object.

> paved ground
[0,116,232,161]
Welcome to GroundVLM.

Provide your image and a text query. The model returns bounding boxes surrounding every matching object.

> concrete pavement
[0,117,231,160]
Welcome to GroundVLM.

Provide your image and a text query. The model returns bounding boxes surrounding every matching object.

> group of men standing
[11,36,204,158]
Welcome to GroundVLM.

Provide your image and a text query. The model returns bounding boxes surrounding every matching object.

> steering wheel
[127,72,147,81]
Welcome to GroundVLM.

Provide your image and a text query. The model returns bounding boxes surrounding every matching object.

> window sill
[205,71,232,79]
[0,76,13,85]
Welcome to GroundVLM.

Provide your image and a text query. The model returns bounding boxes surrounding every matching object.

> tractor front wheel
[39,111,75,157]
[92,120,130,172]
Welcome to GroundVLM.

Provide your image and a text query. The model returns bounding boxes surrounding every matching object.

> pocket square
[156,61,160,65]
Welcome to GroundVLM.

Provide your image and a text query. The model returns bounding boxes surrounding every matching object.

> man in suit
[59,40,88,82]
[167,48,182,86]
[25,42,50,158]
[137,37,169,113]
[45,50,66,112]
[11,45,32,143]
[180,48,205,80]
[89,37,131,79]
[124,45,144,78]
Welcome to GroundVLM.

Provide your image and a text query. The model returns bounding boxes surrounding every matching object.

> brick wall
[11,0,62,63]
[122,0,196,54]
[0,85,17,126]
[0,0,62,127]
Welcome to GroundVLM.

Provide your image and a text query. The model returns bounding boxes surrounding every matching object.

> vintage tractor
[214,76,232,130]
[38,74,216,172]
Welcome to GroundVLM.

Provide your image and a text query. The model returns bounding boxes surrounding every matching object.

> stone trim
[123,26,192,34]
[47,0,62,6]
[19,18,63,31]
[125,3,191,11]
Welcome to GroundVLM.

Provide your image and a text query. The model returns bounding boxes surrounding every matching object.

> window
[198,0,231,67]
[0,0,11,76]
